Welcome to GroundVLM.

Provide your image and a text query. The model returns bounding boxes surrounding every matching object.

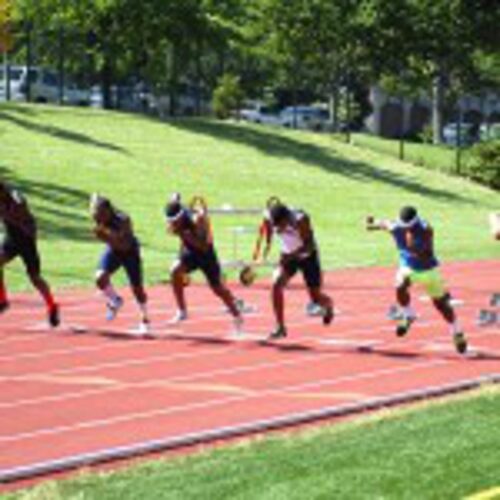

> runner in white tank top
[259,202,334,339]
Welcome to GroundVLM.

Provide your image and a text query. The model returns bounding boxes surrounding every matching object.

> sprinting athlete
[477,212,500,325]
[165,194,243,333]
[90,194,149,334]
[366,206,467,354]
[264,202,334,339]
[0,182,59,326]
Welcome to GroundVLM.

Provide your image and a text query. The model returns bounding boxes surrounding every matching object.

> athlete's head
[269,203,291,231]
[90,193,113,224]
[165,199,188,234]
[399,206,419,228]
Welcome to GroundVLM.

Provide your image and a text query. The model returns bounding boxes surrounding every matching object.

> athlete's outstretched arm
[365,216,393,231]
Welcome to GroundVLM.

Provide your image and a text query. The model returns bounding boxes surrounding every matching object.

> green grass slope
[0,103,498,291]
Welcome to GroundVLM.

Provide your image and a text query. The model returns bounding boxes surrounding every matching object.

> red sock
[0,284,7,303]
[42,291,56,310]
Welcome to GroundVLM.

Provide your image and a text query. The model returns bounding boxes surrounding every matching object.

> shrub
[465,140,500,190]
[418,124,433,144]
[212,74,244,119]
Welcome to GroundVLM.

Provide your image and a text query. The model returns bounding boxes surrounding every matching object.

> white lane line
[0,317,443,379]
[0,358,449,444]
[1,327,497,411]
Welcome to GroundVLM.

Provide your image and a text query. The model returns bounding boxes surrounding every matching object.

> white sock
[402,306,415,319]
[103,284,119,304]
[450,320,461,336]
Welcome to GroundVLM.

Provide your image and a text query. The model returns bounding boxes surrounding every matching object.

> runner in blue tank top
[366,206,467,354]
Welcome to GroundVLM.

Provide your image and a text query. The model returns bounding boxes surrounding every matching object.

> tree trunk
[431,69,445,144]
[101,56,113,109]
[329,80,339,131]
[168,42,178,117]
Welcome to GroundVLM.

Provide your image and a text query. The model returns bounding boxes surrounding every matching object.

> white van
[280,106,329,131]
[0,65,28,101]
[0,66,88,104]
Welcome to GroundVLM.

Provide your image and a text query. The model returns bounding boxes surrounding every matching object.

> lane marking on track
[156,382,255,396]
[0,358,449,444]
[465,486,500,500]
[0,326,498,412]
[0,374,118,387]
[317,338,381,348]
[288,391,367,401]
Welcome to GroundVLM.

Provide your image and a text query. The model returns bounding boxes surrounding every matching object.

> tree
[212,73,244,118]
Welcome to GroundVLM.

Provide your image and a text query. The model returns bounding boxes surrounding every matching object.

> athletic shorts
[180,246,222,288]
[282,251,322,289]
[396,266,447,299]
[98,242,143,288]
[0,234,41,276]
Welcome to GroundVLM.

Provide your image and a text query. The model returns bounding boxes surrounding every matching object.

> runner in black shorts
[165,194,243,333]
[90,194,149,334]
[263,202,334,339]
[0,182,59,326]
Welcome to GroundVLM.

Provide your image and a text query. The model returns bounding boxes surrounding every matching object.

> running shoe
[106,296,123,321]
[396,316,416,337]
[232,315,244,335]
[453,332,468,354]
[169,309,188,324]
[490,293,500,308]
[48,304,60,328]
[323,305,334,325]
[268,325,287,340]
[477,310,497,326]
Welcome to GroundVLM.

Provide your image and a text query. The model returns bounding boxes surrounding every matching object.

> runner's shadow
[257,340,315,352]
[465,351,500,361]
[167,333,233,346]
[359,347,423,359]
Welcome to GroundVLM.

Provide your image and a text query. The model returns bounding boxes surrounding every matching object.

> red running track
[0,260,499,486]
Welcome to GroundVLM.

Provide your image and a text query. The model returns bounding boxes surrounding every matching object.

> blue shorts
[98,242,143,288]
[181,246,222,288]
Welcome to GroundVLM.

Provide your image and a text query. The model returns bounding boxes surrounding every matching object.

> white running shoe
[137,320,150,335]
[306,302,324,317]
[129,320,150,337]
[106,296,123,321]
[232,315,244,335]
[169,309,188,324]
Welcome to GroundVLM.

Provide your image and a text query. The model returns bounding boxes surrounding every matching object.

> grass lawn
[3,387,500,499]
[0,103,499,291]
[349,133,461,175]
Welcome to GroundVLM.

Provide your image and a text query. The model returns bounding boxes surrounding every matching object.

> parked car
[240,102,281,125]
[0,65,30,101]
[442,122,479,146]
[63,82,90,106]
[280,106,329,131]
[480,123,500,142]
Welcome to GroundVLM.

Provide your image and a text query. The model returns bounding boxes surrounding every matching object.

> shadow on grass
[0,108,128,154]
[168,119,475,204]
[0,164,91,242]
